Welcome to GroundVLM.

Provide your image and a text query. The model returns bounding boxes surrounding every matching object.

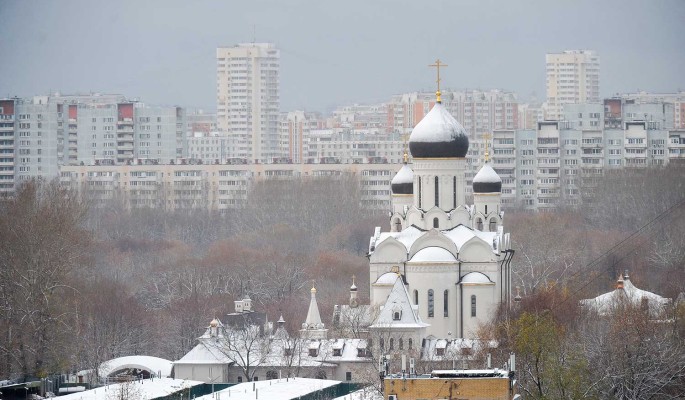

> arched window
[414,290,419,305]
[428,289,434,317]
[394,218,402,232]
[434,176,439,207]
[418,177,422,208]
[471,295,477,317]
[266,370,278,380]
[453,176,457,208]
[433,217,439,228]
[485,205,488,214]
[476,218,483,231]
[393,311,402,321]
[489,218,497,232]
[389,338,394,350]
[443,290,449,317]
[380,338,385,351]
[399,338,404,350]
[408,338,413,350]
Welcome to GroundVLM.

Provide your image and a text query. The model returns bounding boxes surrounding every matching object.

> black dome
[472,163,502,193]
[391,164,413,195]
[408,103,469,158]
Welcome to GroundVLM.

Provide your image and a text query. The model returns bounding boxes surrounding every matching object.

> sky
[1,0,684,113]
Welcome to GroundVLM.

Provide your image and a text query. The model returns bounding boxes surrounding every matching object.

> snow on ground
[195,378,339,400]
[56,378,203,400]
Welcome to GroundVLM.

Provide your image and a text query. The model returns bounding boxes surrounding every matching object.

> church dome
[472,163,501,193]
[391,164,414,195]
[409,103,469,158]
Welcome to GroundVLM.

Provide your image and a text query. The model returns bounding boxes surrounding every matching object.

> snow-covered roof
[410,246,457,263]
[374,224,498,256]
[175,341,232,364]
[374,272,401,285]
[421,338,498,362]
[57,378,203,400]
[459,272,494,285]
[98,356,173,378]
[409,103,467,143]
[580,276,671,315]
[303,286,324,329]
[371,276,428,329]
[473,163,501,183]
[392,163,413,184]
[196,378,341,400]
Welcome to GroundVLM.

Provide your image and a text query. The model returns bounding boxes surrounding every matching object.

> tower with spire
[301,285,328,339]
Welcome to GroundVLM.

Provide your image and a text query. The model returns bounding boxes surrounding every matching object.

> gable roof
[370,275,429,329]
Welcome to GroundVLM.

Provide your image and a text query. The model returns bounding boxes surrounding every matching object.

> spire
[305,284,323,328]
[429,59,448,103]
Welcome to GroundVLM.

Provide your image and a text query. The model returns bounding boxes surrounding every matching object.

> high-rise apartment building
[216,43,280,163]
[545,50,600,120]
[0,99,15,195]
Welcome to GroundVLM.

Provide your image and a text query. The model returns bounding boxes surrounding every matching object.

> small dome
[472,163,502,193]
[374,272,400,285]
[410,246,457,263]
[391,164,414,195]
[460,272,494,285]
[409,103,469,158]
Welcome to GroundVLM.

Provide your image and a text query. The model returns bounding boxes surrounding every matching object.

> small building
[580,271,671,316]
[383,368,518,400]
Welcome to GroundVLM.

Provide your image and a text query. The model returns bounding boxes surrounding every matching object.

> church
[365,82,513,340]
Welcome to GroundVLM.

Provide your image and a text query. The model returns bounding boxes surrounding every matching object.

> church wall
[412,158,466,214]
[460,284,499,338]
[405,264,460,338]
[174,363,227,383]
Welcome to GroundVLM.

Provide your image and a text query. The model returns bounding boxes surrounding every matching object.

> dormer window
[393,310,402,321]
[309,348,318,357]
[333,348,342,356]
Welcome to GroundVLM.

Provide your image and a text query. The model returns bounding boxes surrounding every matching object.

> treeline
[1,163,684,393]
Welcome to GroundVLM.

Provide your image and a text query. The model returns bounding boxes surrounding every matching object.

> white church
[172,86,515,383]
[366,93,513,340]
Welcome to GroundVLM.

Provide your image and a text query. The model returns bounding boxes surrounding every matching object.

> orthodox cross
[429,59,448,103]
[483,132,491,162]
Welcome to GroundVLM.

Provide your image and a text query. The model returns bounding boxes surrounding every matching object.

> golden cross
[429,59,448,103]
[483,133,491,162]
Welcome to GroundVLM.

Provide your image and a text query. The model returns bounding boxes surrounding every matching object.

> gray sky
[1,0,683,112]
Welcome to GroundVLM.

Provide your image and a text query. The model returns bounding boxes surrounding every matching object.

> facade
[580,272,671,316]
[0,99,16,195]
[383,369,517,400]
[545,50,600,120]
[216,43,280,163]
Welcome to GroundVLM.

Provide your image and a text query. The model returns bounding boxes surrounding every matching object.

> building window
[380,338,385,351]
[433,217,439,229]
[434,176,439,207]
[399,338,404,350]
[237,376,242,383]
[393,311,402,321]
[428,289,434,317]
[408,338,413,350]
[443,290,449,317]
[453,176,457,208]
[476,218,483,231]
[266,370,278,380]
[394,218,402,231]
[489,218,497,232]
[346,372,352,381]
[418,177,422,208]
[471,295,477,317]
[414,290,419,305]
[389,338,394,350]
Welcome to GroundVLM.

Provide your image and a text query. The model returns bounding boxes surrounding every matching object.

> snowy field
[195,378,339,400]
[56,378,203,400]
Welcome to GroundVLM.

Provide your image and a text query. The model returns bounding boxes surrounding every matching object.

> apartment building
[59,162,398,211]
[0,99,15,195]
[216,43,280,163]
[545,50,600,120]
[386,90,519,137]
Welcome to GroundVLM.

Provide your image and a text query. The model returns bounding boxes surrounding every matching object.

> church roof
[472,163,502,193]
[458,272,495,285]
[371,275,428,329]
[409,103,469,158]
[391,164,414,195]
[409,246,457,263]
[580,276,670,315]
[304,286,324,329]
[374,224,498,254]
[374,272,401,285]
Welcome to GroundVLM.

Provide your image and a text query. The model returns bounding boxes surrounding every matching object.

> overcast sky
[1,0,683,112]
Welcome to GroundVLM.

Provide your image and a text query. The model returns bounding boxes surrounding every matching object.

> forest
[0,164,684,398]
